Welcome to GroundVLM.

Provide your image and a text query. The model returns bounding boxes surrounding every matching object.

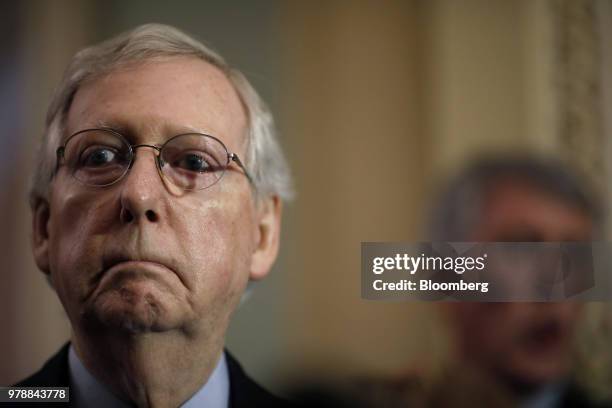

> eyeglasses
[56,128,252,191]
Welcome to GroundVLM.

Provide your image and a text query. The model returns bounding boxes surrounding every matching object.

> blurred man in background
[14,23,293,407]
[292,156,606,408]
[427,156,604,408]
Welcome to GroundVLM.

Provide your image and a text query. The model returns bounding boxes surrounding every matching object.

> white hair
[30,23,293,207]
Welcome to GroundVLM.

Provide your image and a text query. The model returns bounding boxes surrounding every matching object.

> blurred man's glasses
[56,128,252,191]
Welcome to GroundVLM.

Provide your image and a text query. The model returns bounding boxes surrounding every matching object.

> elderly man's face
[32,57,280,336]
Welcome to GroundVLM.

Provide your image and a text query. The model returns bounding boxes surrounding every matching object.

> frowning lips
[91,250,189,290]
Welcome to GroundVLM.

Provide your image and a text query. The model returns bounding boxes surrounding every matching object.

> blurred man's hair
[428,156,602,240]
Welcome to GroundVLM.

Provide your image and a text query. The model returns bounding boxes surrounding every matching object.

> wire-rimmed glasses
[55,128,252,191]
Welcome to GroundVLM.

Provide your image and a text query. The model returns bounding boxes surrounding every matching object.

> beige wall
[280,0,432,378]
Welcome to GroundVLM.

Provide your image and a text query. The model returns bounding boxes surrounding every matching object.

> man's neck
[71,329,224,408]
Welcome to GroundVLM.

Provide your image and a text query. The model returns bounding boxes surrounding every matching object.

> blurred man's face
[451,178,591,389]
[32,57,277,339]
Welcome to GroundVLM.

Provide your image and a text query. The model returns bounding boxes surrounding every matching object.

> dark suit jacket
[560,383,612,408]
[9,343,292,407]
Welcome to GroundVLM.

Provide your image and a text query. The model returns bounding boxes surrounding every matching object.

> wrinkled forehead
[64,57,248,153]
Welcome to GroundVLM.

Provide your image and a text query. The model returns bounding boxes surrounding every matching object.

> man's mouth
[90,251,188,291]
[521,319,566,352]
[101,260,174,286]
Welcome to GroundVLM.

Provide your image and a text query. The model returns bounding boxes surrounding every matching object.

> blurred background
[1,0,612,404]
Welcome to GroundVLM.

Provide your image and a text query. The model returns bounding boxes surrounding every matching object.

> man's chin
[499,357,570,392]
[84,288,181,333]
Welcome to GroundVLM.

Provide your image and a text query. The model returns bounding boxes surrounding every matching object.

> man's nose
[119,148,164,224]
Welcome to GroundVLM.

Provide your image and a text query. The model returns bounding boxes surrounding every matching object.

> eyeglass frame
[55,127,253,190]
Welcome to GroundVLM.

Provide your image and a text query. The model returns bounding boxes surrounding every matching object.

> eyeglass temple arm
[229,153,253,184]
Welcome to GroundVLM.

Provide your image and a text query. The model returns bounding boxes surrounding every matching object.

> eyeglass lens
[62,129,230,190]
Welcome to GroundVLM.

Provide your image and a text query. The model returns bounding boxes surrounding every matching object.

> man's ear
[32,198,51,275]
[249,195,282,281]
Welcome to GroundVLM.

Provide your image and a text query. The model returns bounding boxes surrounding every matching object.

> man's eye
[174,153,212,172]
[80,148,118,167]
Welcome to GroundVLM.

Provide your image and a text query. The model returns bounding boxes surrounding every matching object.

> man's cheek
[48,221,104,303]
[190,196,254,251]
[192,234,248,290]
[52,185,119,234]
[188,220,252,311]
[48,192,115,269]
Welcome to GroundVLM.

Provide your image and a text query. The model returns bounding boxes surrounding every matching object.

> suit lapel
[16,342,71,387]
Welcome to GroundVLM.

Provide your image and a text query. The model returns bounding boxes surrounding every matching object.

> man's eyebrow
[66,121,218,142]
[169,125,214,135]
[90,120,214,136]
[92,120,131,134]
[60,120,122,145]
